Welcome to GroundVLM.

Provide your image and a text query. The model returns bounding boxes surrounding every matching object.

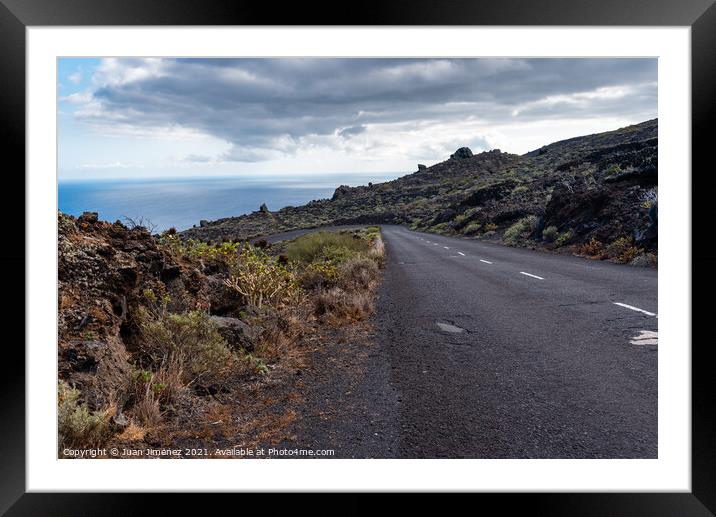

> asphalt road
[367,225,658,458]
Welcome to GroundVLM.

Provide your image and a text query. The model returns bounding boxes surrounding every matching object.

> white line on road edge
[520,272,544,280]
[479,259,492,264]
[613,302,657,317]
[457,252,465,256]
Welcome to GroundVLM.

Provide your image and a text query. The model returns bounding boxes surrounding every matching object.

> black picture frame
[1,0,713,513]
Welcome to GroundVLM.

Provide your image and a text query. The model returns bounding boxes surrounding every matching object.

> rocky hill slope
[58,212,385,454]
[181,119,657,263]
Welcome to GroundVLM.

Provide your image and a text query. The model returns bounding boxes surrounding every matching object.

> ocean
[57,173,401,232]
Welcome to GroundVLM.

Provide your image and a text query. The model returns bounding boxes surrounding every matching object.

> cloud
[338,125,368,138]
[68,71,83,84]
[62,58,657,162]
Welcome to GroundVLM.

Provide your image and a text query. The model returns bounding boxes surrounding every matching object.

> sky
[57,58,657,180]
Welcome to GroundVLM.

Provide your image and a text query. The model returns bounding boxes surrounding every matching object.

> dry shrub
[314,287,374,323]
[298,267,330,291]
[58,380,113,451]
[337,255,380,291]
[253,306,308,360]
[578,238,607,259]
[368,236,386,267]
[605,236,642,263]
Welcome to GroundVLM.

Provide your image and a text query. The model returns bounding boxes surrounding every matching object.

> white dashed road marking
[457,252,465,256]
[443,246,450,249]
[480,259,492,264]
[613,302,657,317]
[630,330,658,346]
[520,272,544,280]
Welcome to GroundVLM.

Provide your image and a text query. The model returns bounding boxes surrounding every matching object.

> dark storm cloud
[77,58,657,161]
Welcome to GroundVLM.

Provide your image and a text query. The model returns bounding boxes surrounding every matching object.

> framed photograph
[3,0,713,512]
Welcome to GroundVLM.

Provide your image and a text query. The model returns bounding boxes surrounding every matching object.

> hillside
[181,119,658,264]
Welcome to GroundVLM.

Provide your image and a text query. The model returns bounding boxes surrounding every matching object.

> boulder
[259,203,269,213]
[59,338,132,411]
[199,220,209,228]
[209,315,261,352]
[450,147,473,160]
[206,275,243,316]
[417,164,427,171]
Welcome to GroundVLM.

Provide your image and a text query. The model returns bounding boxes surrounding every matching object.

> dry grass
[132,383,163,428]
[116,422,148,442]
[336,255,380,291]
[314,287,375,324]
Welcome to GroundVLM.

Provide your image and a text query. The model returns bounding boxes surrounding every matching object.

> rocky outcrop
[259,203,269,213]
[58,213,210,410]
[332,185,352,200]
[450,147,473,160]
[460,180,518,207]
[543,181,656,250]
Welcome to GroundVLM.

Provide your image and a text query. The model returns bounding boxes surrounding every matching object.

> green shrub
[224,245,300,309]
[319,244,355,265]
[511,185,530,195]
[604,164,621,177]
[287,231,368,263]
[504,215,538,244]
[301,262,339,289]
[58,380,112,451]
[463,222,482,235]
[136,301,233,385]
[555,229,574,247]
[542,225,559,242]
[159,235,239,264]
[484,223,498,232]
